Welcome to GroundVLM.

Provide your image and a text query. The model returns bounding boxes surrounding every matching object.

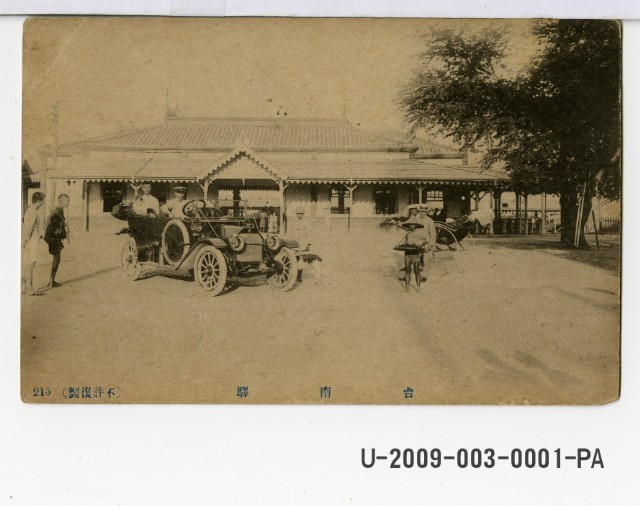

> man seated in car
[161,186,187,218]
[133,182,160,216]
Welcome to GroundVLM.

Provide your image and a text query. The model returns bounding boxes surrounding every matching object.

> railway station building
[38,116,508,232]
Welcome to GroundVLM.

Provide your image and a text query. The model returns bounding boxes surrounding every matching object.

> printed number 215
[33,387,51,397]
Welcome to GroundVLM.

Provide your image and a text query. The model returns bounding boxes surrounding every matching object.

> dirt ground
[20,216,621,404]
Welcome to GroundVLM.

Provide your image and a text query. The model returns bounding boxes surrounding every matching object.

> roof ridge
[413,137,461,152]
[366,128,460,153]
[341,124,412,149]
[362,128,412,145]
[61,124,163,149]
[163,116,348,125]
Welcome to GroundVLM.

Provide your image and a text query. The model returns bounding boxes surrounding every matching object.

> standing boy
[45,193,71,288]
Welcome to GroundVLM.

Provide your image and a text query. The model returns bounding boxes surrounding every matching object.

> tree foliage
[402,20,621,246]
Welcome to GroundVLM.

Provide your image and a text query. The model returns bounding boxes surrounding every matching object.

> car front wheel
[194,246,228,296]
[267,247,298,291]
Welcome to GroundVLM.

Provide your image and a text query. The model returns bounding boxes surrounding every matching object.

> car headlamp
[229,235,246,252]
[266,235,282,251]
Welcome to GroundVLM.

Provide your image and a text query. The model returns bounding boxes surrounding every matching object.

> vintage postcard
[20,17,621,404]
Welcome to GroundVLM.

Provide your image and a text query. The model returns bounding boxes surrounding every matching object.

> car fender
[116,227,133,236]
[265,234,299,251]
[279,237,299,249]
[177,237,227,271]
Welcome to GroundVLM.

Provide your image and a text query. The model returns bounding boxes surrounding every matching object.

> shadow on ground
[473,235,620,273]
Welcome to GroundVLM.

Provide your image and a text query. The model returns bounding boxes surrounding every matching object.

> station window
[330,186,350,214]
[375,188,397,215]
[101,182,127,212]
[408,188,443,204]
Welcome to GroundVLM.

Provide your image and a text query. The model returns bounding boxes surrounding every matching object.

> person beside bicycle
[400,218,430,293]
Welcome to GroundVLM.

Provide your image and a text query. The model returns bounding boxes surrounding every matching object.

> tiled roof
[53,158,142,181]
[54,157,213,182]
[280,161,506,185]
[61,117,415,153]
[53,153,507,186]
[370,130,462,157]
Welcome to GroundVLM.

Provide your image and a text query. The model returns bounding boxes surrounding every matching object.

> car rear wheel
[267,247,298,291]
[194,246,228,296]
[121,239,143,280]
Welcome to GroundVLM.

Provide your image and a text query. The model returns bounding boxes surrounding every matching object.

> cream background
[4,14,640,506]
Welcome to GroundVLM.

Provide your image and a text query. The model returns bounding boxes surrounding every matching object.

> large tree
[402,20,621,247]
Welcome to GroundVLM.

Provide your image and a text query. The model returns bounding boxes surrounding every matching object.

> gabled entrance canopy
[197,145,288,186]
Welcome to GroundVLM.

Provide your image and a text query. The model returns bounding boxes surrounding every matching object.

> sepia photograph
[20,17,621,404]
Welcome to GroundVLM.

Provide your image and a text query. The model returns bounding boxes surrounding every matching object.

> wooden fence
[585,217,621,236]
[493,210,620,236]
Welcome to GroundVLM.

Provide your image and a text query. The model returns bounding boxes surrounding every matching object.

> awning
[50,157,204,183]
[50,153,507,187]
[278,161,507,186]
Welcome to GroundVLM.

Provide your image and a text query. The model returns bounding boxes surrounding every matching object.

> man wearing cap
[133,182,160,216]
[289,206,310,251]
[162,186,187,218]
[288,206,323,283]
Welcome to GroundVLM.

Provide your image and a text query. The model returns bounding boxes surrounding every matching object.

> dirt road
[21,218,620,404]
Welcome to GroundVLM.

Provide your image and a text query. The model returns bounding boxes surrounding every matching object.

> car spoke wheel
[194,246,228,296]
[267,247,298,291]
[121,239,143,280]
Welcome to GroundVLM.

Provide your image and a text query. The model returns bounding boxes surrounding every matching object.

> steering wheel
[182,199,207,218]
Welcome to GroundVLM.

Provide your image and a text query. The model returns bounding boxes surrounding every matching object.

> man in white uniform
[417,207,437,278]
[133,182,160,216]
[161,186,187,218]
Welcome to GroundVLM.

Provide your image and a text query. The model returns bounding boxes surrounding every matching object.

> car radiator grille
[236,244,263,263]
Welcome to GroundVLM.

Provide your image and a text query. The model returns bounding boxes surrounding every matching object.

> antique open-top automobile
[112,199,300,296]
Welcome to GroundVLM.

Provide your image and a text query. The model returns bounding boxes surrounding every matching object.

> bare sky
[22,17,537,169]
